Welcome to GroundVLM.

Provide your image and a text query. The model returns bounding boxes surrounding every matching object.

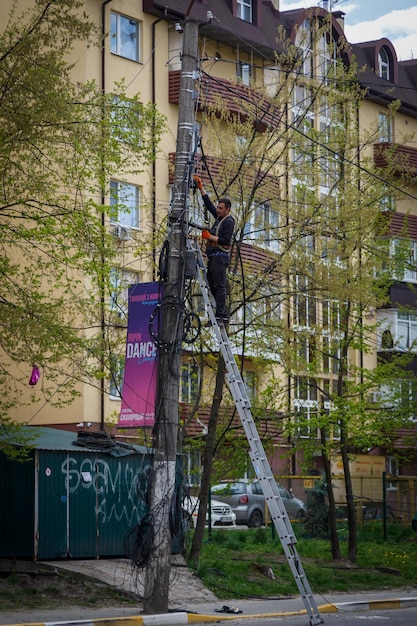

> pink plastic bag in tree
[29,365,41,386]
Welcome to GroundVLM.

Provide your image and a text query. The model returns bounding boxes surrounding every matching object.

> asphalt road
[219,606,417,625]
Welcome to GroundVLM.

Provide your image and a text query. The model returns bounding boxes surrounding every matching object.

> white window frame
[386,456,398,491]
[110,268,140,319]
[110,180,140,228]
[111,96,140,143]
[295,19,312,78]
[294,275,316,329]
[294,377,319,438]
[109,355,124,399]
[290,113,314,185]
[185,449,201,487]
[243,370,256,402]
[378,308,417,351]
[110,12,140,62]
[318,31,337,83]
[403,240,417,283]
[264,65,279,97]
[378,111,392,143]
[397,311,417,351]
[237,0,252,23]
[236,60,252,85]
[180,360,201,404]
[245,202,279,252]
[378,47,390,80]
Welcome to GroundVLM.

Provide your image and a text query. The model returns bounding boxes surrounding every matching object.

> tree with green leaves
[184,14,417,565]
[0,0,165,453]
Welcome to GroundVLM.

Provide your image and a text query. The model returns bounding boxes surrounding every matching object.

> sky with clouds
[279,0,417,61]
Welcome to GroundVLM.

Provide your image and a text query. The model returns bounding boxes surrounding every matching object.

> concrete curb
[320,596,417,613]
[5,597,417,626]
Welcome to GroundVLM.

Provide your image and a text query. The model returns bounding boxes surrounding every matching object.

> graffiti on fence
[61,456,148,525]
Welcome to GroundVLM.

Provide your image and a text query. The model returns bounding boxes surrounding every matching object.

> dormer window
[237,0,252,23]
[378,46,390,80]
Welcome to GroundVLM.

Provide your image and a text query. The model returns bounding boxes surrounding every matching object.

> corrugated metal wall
[0,452,35,559]
[1,447,150,560]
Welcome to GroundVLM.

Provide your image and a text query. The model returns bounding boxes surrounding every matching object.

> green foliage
[0,418,37,461]
[0,1,166,449]
[188,526,417,599]
[302,481,329,538]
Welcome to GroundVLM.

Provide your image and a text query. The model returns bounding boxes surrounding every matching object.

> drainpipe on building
[99,0,113,431]
[151,18,163,281]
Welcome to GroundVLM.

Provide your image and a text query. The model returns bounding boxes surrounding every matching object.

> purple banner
[118,282,161,428]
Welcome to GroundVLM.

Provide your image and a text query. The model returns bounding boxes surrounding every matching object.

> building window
[296,334,316,367]
[111,96,140,143]
[378,308,417,351]
[380,186,394,212]
[243,370,256,402]
[403,240,417,283]
[236,60,252,85]
[294,376,318,438]
[246,202,279,252]
[318,31,336,84]
[322,336,340,374]
[295,275,316,328]
[397,312,417,351]
[110,180,140,228]
[295,18,312,78]
[378,46,390,80]
[377,112,392,143]
[110,12,140,62]
[264,65,279,97]
[185,449,201,487]
[290,114,314,184]
[110,268,140,319]
[386,456,398,491]
[109,355,124,399]
[237,0,252,23]
[180,360,200,403]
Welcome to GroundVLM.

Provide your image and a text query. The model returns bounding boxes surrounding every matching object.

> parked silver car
[211,480,305,527]
[183,495,236,528]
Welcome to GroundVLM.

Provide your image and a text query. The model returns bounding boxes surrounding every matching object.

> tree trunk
[341,425,357,563]
[320,428,341,560]
[188,353,226,565]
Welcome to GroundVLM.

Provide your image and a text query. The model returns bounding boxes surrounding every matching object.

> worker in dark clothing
[194,175,235,323]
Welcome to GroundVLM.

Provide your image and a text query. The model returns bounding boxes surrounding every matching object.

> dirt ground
[0,565,138,612]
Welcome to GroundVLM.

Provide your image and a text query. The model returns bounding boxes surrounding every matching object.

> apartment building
[2,1,417,495]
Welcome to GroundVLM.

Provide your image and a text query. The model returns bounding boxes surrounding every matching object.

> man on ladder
[194,175,234,324]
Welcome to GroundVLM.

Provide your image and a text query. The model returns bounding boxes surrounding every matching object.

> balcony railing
[169,70,281,130]
[374,142,417,177]
[168,152,280,199]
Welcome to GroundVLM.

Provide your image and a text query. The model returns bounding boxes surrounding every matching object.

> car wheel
[295,509,306,521]
[248,509,263,528]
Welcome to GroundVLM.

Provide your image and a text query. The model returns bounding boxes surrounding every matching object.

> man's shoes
[205,316,230,327]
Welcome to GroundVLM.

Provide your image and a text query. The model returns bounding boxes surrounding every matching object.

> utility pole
[143,16,199,614]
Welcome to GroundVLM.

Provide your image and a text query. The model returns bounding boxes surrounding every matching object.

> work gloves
[193,175,203,190]
[202,229,211,240]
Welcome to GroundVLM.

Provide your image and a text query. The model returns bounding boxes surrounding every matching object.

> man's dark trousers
[207,252,229,318]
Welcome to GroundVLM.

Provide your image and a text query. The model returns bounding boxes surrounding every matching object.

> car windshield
[212,482,246,495]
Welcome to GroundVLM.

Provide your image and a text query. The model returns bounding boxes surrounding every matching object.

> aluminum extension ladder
[190,240,323,626]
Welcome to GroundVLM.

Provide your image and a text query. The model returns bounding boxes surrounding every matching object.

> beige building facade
[2,1,417,491]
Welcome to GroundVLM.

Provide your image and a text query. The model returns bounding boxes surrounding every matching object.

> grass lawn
[186,522,417,600]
